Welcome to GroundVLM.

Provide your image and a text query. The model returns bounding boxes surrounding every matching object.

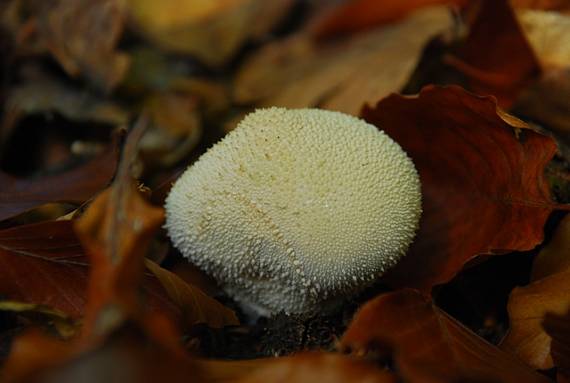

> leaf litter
[0,0,570,381]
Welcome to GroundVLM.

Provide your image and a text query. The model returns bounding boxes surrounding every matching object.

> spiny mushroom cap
[165,108,421,315]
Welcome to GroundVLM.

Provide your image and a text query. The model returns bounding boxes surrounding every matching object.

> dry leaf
[234,6,454,115]
[501,214,570,369]
[0,220,180,320]
[543,309,570,382]
[313,0,466,38]
[126,0,294,67]
[139,91,202,168]
[341,289,550,383]
[33,0,129,91]
[238,353,398,383]
[145,259,239,329]
[448,0,540,107]
[0,143,118,222]
[361,85,559,291]
[517,9,570,70]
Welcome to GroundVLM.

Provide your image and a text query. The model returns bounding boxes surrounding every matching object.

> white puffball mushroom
[165,108,422,316]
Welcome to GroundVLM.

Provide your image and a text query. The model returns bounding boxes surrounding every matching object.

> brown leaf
[341,289,550,383]
[73,119,168,339]
[234,6,454,115]
[543,310,570,382]
[516,9,570,70]
[313,0,467,38]
[501,214,570,369]
[0,220,180,320]
[2,323,195,383]
[145,259,239,328]
[0,144,118,222]
[448,0,541,107]
[139,91,202,168]
[126,0,294,67]
[34,0,129,91]
[238,352,398,383]
[514,69,570,149]
[361,85,559,291]
[0,221,88,317]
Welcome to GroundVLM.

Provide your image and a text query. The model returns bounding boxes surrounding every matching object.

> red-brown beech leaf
[447,0,541,108]
[0,144,118,221]
[238,353,398,383]
[0,221,87,318]
[362,85,559,291]
[340,289,550,383]
[0,220,179,320]
[501,214,570,369]
[144,259,239,328]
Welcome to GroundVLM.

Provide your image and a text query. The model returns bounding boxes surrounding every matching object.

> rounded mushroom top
[165,107,421,315]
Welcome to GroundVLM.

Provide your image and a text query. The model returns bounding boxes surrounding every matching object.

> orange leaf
[501,214,570,369]
[341,289,550,383]
[234,6,453,115]
[361,85,560,291]
[237,352,398,383]
[145,259,239,328]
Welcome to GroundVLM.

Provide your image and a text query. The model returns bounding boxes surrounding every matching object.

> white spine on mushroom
[165,108,422,316]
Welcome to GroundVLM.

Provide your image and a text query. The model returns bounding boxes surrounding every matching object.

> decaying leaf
[234,6,454,115]
[501,213,570,369]
[361,85,559,291]
[238,353,398,383]
[0,220,88,317]
[517,9,570,70]
[0,219,179,320]
[543,309,570,382]
[2,323,195,383]
[0,142,118,221]
[448,0,540,107]
[341,289,550,383]
[313,0,467,38]
[139,91,202,168]
[513,69,570,149]
[145,259,239,329]
[126,0,294,67]
[32,0,129,91]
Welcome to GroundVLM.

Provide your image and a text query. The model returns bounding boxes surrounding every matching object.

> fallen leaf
[0,220,179,320]
[126,0,294,67]
[34,0,129,91]
[145,259,239,328]
[448,0,540,107]
[313,0,466,38]
[543,309,570,382]
[234,6,454,115]
[513,69,570,149]
[501,213,570,369]
[361,85,559,291]
[0,142,118,222]
[2,322,195,383]
[517,9,570,70]
[511,0,570,11]
[139,91,202,168]
[73,119,168,338]
[0,220,88,317]
[237,352,397,383]
[0,301,77,339]
[341,289,550,383]
[532,213,570,280]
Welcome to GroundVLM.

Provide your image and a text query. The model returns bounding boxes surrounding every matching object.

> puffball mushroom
[165,108,421,316]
